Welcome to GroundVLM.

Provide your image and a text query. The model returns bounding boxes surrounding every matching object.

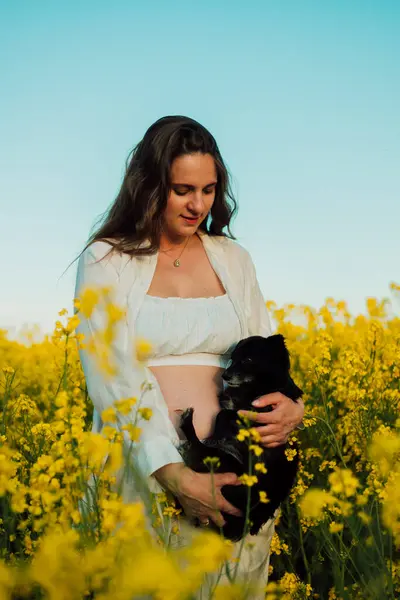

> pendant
[173,259,180,267]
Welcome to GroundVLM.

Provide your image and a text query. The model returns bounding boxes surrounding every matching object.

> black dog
[176,334,303,542]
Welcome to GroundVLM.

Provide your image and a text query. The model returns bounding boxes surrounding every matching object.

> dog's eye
[242,357,252,364]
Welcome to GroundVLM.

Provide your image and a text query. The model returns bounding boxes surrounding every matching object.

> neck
[159,231,197,252]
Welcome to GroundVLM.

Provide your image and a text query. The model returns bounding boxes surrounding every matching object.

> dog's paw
[181,407,194,422]
[179,407,195,432]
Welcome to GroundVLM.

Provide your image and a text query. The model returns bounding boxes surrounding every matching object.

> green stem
[320,524,368,593]
[313,415,347,469]
[295,503,311,586]
[232,444,253,582]
[208,467,229,596]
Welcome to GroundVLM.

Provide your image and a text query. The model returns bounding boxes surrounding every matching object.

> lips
[181,215,200,223]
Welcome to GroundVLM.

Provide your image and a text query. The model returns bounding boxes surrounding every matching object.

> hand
[154,463,243,528]
[238,392,304,448]
[177,467,245,528]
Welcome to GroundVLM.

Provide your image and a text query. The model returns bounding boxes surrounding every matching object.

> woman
[74,115,304,596]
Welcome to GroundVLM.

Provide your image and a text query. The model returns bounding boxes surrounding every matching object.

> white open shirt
[74,229,273,495]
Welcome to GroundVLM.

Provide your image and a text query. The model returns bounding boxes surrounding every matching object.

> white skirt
[169,515,277,599]
[148,495,279,600]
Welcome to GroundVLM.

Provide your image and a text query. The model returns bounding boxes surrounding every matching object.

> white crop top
[134,293,242,368]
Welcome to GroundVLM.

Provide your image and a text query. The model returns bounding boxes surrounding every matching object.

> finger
[261,410,283,424]
[218,497,243,518]
[262,441,282,448]
[253,412,281,426]
[214,472,241,487]
[237,413,284,431]
[260,433,286,444]
[210,510,225,528]
[237,410,264,423]
[251,392,285,408]
[254,425,281,437]
[260,435,288,447]
[238,410,282,426]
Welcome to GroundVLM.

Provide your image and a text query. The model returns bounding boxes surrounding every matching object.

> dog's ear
[234,339,247,353]
[265,334,290,372]
[231,337,252,359]
[232,336,263,355]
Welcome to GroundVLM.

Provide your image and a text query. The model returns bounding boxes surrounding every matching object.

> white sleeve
[74,243,184,494]
[243,249,274,338]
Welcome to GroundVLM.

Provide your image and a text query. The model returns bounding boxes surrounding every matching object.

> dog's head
[222,334,302,404]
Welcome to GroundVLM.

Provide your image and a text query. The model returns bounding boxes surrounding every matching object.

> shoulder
[214,234,252,266]
[217,236,258,288]
[80,239,132,275]
[202,231,249,262]
[205,234,255,289]
[228,238,252,261]
[81,239,115,262]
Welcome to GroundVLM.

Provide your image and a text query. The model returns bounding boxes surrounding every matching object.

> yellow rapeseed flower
[101,407,117,424]
[180,530,233,574]
[358,511,372,525]
[2,366,15,375]
[249,427,262,443]
[135,337,153,362]
[299,489,336,519]
[238,474,258,487]
[254,462,267,474]
[328,468,360,497]
[329,521,344,534]
[78,287,100,318]
[389,281,400,292]
[103,443,123,475]
[249,444,263,456]
[64,314,80,334]
[285,448,298,461]
[203,456,221,469]
[369,431,400,476]
[236,429,250,442]
[114,397,137,415]
[122,424,142,442]
[106,302,125,324]
[138,407,153,421]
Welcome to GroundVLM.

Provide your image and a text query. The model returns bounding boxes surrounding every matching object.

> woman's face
[163,152,217,241]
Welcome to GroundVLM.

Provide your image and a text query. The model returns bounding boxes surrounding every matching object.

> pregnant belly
[148,365,224,441]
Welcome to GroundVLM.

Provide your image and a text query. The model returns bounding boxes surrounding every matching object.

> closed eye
[174,188,215,196]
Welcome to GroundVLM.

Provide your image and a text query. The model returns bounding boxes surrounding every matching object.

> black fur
[176,334,303,541]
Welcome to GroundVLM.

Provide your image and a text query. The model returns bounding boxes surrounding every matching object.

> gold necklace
[159,235,192,267]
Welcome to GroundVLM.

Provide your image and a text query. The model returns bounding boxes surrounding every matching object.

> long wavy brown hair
[64,115,238,276]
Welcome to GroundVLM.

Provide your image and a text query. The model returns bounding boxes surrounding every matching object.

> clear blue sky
[1,0,399,340]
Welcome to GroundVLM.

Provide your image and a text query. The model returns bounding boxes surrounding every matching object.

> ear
[266,334,290,371]
[233,338,247,353]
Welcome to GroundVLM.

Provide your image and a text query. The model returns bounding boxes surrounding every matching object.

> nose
[221,359,233,381]
[187,190,207,214]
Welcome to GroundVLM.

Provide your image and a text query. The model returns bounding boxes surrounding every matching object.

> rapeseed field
[0,283,399,599]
